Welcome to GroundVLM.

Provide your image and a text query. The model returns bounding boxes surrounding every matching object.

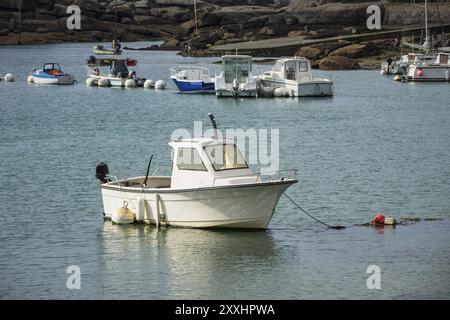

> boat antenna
[208,113,218,140]
[143,154,154,187]
[18,0,21,45]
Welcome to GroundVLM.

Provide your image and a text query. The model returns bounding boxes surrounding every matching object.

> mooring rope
[283,193,346,230]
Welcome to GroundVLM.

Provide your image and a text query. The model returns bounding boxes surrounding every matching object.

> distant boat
[87,58,144,87]
[258,57,333,97]
[170,66,215,93]
[93,44,122,56]
[214,54,257,97]
[29,63,75,85]
[404,52,450,82]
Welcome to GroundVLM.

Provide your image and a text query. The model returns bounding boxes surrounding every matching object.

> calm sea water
[0,42,449,299]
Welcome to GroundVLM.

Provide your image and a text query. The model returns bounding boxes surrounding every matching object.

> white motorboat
[29,63,75,85]
[258,57,333,97]
[214,54,257,97]
[404,52,450,82]
[96,115,297,229]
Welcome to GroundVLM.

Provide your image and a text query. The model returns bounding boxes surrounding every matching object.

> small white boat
[169,66,215,93]
[87,59,145,87]
[258,57,333,97]
[29,63,75,85]
[404,52,450,82]
[96,115,297,229]
[93,44,122,56]
[214,54,257,97]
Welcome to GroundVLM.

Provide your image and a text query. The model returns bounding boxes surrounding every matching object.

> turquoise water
[0,42,449,299]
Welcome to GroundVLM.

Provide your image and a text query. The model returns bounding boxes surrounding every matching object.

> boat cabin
[170,66,212,82]
[264,57,312,82]
[435,53,449,65]
[222,55,252,84]
[168,138,258,189]
[43,63,63,75]
[110,59,129,78]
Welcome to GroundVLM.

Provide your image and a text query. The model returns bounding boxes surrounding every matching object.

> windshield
[204,144,248,171]
[224,58,251,83]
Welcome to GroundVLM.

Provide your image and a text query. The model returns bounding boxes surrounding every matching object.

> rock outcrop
[319,55,360,70]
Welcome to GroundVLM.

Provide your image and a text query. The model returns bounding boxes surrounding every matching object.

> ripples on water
[0,42,449,299]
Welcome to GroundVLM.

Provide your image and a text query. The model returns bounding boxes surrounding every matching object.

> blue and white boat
[29,63,75,85]
[169,66,215,93]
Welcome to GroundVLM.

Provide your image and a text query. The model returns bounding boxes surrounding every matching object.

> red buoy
[373,213,385,224]
[416,69,424,77]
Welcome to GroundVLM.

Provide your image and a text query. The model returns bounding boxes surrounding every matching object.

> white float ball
[4,73,14,82]
[98,77,110,87]
[144,79,155,89]
[125,79,136,88]
[380,69,387,76]
[154,80,166,90]
[27,76,34,84]
[273,87,287,97]
[86,78,96,86]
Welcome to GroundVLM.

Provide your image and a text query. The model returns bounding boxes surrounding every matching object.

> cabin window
[299,61,308,72]
[176,147,207,171]
[224,58,251,83]
[205,144,248,171]
[285,61,296,80]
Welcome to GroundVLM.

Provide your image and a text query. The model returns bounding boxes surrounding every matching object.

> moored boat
[29,63,75,85]
[214,54,257,97]
[170,66,215,93]
[96,115,297,229]
[258,57,333,97]
[404,52,450,82]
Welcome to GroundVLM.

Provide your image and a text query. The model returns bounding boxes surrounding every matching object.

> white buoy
[144,79,155,89]
[27,76,34,84]
[154,80,166,90]
[86,78,96,86]
[380,69,387,76]
[4,73,15,82]
[274,87,287,97]
[393,75,402,81]
[98,77,110,87]
[136,197,145,222]
[112,206,135,224]
[125,79,136,88]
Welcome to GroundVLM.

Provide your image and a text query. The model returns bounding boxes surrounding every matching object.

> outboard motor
[232,78,240,96]
[96,162,109,183]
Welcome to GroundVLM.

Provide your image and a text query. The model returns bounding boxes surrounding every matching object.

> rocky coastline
[1,0,449,70]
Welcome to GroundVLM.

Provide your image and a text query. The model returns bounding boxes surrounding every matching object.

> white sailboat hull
[405,65,450,82]
[100,179,296,229]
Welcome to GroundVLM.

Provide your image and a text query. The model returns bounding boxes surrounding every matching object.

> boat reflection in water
[98,223,281,298]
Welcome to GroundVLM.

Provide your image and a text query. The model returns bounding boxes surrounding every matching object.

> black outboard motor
[96,162,109,183]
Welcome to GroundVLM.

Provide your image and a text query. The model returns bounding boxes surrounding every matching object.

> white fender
[125,79,136,88]
[136,197,145,222]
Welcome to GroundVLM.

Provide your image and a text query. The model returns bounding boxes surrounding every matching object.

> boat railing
[256,169,298,182]
[170,66,211,80]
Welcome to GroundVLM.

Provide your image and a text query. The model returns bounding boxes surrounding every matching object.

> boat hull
[88,75,127,87]
[259,79,333,97]
[171,77,215,93]
[31,74,74,85]
[100,180,296,229]
[405,65,450,82]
